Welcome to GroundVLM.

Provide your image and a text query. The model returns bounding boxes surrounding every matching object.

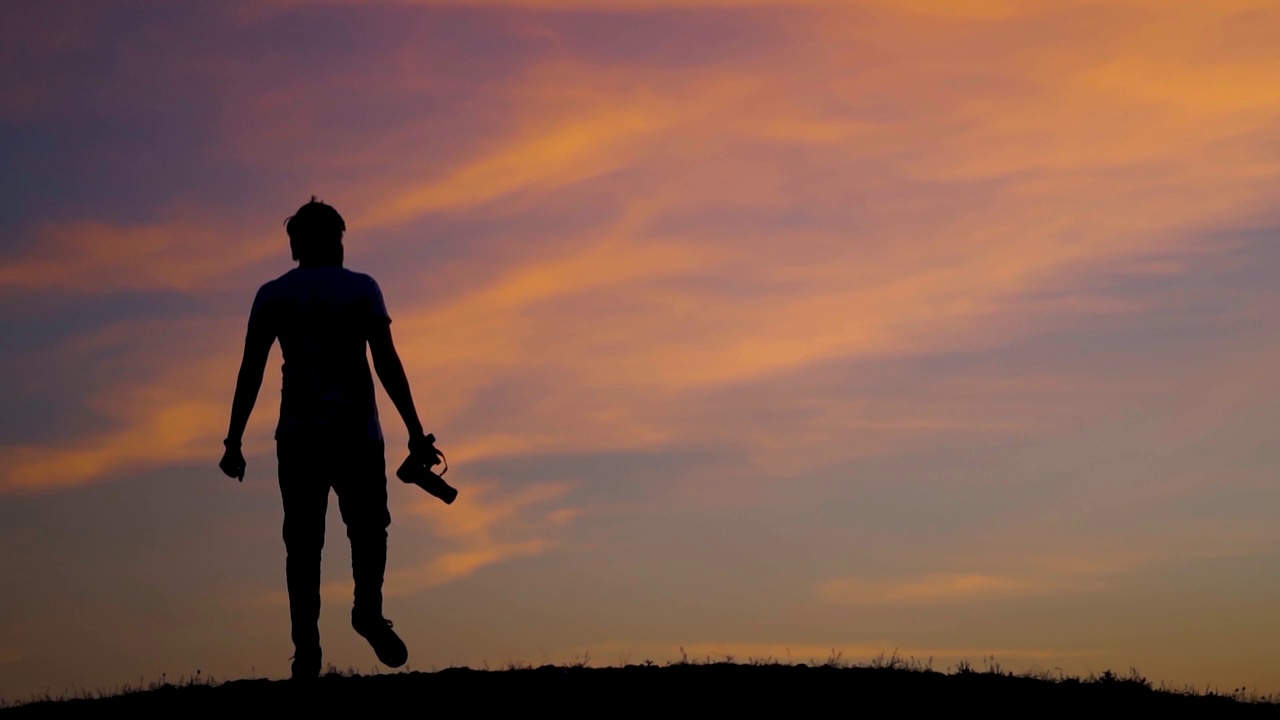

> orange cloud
[257,478,576,605]
[813,551,1151,606]
[0,398,225,493]
[0,317,248,492]
[816,524,1280,608]
[357,80,679,226]
[0,219,281,294]
[5,0,1280,495]
[817,573,1060,606]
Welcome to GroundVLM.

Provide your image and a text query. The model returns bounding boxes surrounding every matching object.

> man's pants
[277,438,391,657]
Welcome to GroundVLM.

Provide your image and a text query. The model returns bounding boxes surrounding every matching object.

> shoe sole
[354,625,408,668]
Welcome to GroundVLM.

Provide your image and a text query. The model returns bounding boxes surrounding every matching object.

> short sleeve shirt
[250,267,389,442]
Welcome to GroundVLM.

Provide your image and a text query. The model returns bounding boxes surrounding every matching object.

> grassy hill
[5,658,1278,716]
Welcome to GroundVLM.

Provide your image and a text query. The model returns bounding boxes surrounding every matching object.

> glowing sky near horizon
[2,0,1280,701]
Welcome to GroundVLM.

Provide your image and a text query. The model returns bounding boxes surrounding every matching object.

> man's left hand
[409,433,443,467]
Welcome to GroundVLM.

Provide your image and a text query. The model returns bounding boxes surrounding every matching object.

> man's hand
[409,433,443,467]
[219,440,246,482]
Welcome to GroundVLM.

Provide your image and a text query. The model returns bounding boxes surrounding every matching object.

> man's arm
[369,322,426,442]
[219,294,275,481]
[225,327,274,444]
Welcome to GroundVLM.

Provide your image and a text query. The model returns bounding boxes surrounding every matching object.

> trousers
[276,437,391,656]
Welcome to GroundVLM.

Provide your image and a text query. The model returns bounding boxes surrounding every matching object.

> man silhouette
[218,197,440,680]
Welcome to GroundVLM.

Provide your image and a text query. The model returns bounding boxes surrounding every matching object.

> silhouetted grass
[4,652,1278,716]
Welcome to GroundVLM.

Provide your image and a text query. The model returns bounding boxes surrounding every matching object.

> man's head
[285,196,346,266]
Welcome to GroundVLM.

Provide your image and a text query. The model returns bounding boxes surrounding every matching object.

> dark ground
[5,662,1279,716]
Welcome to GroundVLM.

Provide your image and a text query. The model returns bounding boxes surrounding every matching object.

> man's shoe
[291,651,322,681]
[352,615,408,668]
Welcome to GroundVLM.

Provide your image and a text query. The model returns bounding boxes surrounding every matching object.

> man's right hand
[219,441,246,482]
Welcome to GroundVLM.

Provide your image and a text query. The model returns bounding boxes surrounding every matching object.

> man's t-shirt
[249,267,389,443]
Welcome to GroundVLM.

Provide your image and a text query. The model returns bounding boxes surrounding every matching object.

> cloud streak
[257,478,577,605]
[4,0,1280,494]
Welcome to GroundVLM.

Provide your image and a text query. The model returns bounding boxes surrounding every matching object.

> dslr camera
[396,433,457,505]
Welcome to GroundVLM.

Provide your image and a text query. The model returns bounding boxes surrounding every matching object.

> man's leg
[334,439,390,619]
[277,440,330,677]
[333,439,406,667]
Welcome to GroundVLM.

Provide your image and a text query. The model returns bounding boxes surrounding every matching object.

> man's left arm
[364,276,439,464]
[219,289,275,481]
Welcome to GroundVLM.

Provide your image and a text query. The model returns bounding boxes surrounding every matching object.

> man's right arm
[220,286,275,481]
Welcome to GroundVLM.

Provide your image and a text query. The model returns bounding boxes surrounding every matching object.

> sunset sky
[3,0,1280,701]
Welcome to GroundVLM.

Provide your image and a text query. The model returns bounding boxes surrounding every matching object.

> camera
[396,434,457,504]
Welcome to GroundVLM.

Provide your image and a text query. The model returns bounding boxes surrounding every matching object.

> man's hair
[285,196,346,262]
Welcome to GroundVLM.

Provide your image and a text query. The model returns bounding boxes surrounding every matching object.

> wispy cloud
[816,525,1280,607]
[388,479,577,593]
[0,220,279,294]
[258,478,577,606]
[818,572,1071,606]
[4,0,1280,494]
[815,549,1151,606]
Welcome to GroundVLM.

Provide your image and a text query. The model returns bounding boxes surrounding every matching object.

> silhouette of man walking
[218,197,441,679]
